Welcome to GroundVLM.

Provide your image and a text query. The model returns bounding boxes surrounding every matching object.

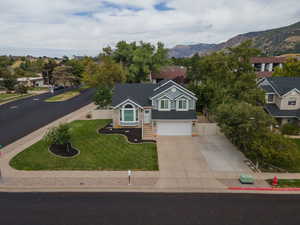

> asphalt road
[0,192,299,225]
[0,88,94,147]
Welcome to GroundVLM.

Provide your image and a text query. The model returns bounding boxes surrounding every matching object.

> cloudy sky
[0,0,299,57]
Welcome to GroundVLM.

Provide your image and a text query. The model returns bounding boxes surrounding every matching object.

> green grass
[45,90,80,102]
[10,120,158,171]
[266,179,300,188]
[0,93,32,103]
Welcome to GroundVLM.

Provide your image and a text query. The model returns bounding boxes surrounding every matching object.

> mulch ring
[99,123,156,143]
[49,143,80,158]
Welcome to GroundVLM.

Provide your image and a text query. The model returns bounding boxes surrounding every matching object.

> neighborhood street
[0,192,300,225]
[0,88,94,147]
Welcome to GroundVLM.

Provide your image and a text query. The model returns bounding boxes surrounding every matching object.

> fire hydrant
[272,176,278,186]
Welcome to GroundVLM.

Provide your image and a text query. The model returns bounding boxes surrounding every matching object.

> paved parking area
[197,135,251,172]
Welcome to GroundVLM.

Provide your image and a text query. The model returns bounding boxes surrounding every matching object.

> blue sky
[0,0,299,57]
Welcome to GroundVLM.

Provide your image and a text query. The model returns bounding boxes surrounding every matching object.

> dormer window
[177,98,189,111]
[159,99,170,111]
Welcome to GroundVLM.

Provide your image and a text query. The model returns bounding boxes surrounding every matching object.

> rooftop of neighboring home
[260,77,300,96]
[250,57,287,64]
[151,65,187,80]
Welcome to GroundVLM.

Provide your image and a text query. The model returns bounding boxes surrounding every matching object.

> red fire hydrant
[272,176,278,186]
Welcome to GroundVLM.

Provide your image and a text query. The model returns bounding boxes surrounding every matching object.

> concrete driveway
[156,136,224,189]
[196,135,251,172]
[156,135,250,189]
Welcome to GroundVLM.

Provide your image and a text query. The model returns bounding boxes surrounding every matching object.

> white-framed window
[176,98,189,111]
[288,98,297,106]
[120,103,138,122]
[159,99,170,111]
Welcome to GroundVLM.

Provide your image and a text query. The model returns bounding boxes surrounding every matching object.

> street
[0,88,94,147]
[0,192,299,225]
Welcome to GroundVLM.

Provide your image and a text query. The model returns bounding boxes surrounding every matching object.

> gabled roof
[111,83,157,107]
[265,104,300,118]
[266,77,300,96]
[151,66,187,80]
[260,85,275,93]
[112,80,197,108]
[251,57,286,64]
[151,80,196,100]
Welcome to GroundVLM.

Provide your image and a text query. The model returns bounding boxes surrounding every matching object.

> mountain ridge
[169,21,300,58]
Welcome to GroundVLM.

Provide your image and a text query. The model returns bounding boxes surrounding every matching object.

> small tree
[44,124,71,151]
[15,84,28,94]
[2,77,18,93]
[93,86,112,109]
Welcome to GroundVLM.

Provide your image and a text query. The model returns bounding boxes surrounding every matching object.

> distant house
[0,76,45,87]
[111,80,198,138]
[259,77,300,125]
[17,77,45,87]
[251,57,286,78]
[150,66,187,84]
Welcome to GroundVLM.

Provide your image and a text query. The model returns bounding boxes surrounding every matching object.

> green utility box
[239,174,254,184]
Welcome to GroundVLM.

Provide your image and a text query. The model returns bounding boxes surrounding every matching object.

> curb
[229,187,300,191]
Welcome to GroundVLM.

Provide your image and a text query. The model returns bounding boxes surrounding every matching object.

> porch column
[261,63,265,72]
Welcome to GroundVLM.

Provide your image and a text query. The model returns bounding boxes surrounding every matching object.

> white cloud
[0,0,299,56]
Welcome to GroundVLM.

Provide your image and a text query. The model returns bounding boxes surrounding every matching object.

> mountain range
[169,21,300,58]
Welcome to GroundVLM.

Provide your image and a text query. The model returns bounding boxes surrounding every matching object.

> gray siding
[152,86,196,110]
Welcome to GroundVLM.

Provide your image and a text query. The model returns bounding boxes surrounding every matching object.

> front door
[144,110,151,124]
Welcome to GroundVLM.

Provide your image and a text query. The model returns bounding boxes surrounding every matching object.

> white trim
[176,98,189,111]
[174,94,192,100]
[157,94,172,100]
[120,103,139,123]
[154,80,196,96]
[113,98,144,109]
[282,88,300,97]
[150,85,197,100]
[158,98,171,111]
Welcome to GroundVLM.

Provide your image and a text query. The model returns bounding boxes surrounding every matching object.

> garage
[156,121,192,136]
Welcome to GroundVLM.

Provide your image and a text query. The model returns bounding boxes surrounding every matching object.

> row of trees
[185,41,300,169]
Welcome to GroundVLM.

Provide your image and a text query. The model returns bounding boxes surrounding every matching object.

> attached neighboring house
[259,77,300,125]
[150,66,187,84]
[111,80,198,138]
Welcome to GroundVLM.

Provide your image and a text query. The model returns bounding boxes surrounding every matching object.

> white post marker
[128,170,132,185]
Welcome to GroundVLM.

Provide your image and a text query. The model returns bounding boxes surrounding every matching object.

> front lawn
[10,120,158,171]
[45,89,80,102]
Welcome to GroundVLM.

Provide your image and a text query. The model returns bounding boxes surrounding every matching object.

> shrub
[280,123,300,135]
[86,113,92,119]
[93,86,112,108]
[44,124,71,146]
[15,84,28,94]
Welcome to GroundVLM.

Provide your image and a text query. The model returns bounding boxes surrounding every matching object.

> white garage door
[157,122,192,136]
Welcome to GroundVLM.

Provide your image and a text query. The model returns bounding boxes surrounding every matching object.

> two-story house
[259,77,300,125]
[111,80,198,138]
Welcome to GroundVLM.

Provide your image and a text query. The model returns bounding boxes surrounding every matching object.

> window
[288,98,297,106]
[177,99,188,111]
[121,104,138,122]
[159,99,170,111]
[267,94,274,103]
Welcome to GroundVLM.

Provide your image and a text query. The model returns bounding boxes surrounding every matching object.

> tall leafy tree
[83,56,127,88]
[273,58,300,77]
[112,41,169,82]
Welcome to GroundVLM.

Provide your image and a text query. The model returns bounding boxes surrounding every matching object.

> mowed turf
[45,90,80,102]
[10,120,158,171]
